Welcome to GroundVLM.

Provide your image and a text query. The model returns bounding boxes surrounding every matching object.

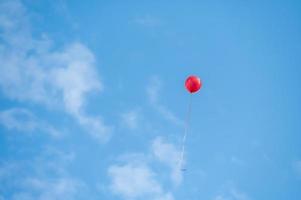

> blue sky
[0,0,301,199]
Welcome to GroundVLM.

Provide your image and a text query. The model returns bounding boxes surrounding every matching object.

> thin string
[179,93,193,170]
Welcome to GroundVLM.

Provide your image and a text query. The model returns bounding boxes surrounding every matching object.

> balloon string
[179,93,193,170]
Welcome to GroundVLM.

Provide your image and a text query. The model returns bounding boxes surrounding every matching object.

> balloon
[185,75,202,93]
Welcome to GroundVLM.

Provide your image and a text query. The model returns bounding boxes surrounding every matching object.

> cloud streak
[147,76,183,127]
[0,148,89,200]
[121,110,140,130]
[132,15,162,28]
[0,108,60,137]
[0,0,111,141]
[108,163,165,199]
[108,160,174,200]
[213,186,251,200]
[151,137,183,186]
[107,136,184,200]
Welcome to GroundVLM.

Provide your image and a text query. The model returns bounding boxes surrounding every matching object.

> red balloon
[185,75,202,93]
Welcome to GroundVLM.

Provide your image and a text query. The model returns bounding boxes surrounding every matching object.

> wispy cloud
[0,0,111,141]
[107,136,180,200]
[213,186,251,200]
[151,137,183,186]
[0,108,37,132]
[121,109,140,130]
[12,177,86,200]
[0,148,89,200]
[147,76,161,104]
[230,189,251,200]
[147,76,183,126]
[132,15,162,28]
[108,163,164,199]
[0,108,60,137]
[108,162,174,200]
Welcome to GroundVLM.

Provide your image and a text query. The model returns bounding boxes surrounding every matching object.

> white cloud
[230,189,250,200]
[0,108,37,132]
[50,43,102,115]
[146,76,183,126]
[214,195,231,200]
[154,193,174,200]
[151,137,183,186]
[132,15,161,28]
[121,110,140,130]
[213,187,251,200]
[147,76,161,104]
[0,0,111,141]
[0,108,60,137]
[108,162,174,200]
[107,137,178,200]
[0,148,88,200]
[12,177,85,200]
[108,163,162,199]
